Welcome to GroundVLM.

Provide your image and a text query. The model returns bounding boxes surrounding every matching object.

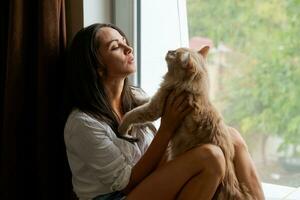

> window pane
[187,0,300,187]
[139,0,189,128]
[140,0,188,96]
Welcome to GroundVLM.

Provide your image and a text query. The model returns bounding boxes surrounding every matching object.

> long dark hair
[64,23,149,142]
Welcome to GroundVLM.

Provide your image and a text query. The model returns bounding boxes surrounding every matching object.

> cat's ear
[198,45,210,58]
[181,52,195,72]
[180,52,190,66]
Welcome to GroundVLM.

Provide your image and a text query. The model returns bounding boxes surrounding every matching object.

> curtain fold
[1,0,74,199]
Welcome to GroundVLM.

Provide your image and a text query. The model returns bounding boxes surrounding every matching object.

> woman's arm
[122,91,192,194]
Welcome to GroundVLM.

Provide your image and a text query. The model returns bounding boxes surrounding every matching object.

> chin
[126,64,136,74]
[126,70,136,76]
[121,70,135,78]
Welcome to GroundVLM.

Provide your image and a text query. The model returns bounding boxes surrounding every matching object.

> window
[139,0,189,127]
[139,0,189,96]
[186,0,300,189]
[138,0,300,198]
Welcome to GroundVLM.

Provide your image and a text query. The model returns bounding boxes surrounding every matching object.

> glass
[186,0,300,187]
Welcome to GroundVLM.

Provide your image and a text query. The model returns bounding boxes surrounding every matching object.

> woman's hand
[159,90,192,135]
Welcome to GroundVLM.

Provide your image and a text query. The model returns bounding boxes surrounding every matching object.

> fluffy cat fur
[118,46,252,199]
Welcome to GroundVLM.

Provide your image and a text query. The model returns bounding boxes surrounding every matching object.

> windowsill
[262,182,300,200]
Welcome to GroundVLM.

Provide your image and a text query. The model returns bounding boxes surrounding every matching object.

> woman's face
[97,27,135,79]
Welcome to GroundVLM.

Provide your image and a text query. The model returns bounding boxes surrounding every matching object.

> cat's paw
[118,123,131,135]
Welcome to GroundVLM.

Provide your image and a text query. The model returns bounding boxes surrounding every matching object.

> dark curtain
[0,0,75,199]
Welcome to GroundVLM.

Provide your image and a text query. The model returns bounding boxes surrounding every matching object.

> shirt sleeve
[67,115,133,191]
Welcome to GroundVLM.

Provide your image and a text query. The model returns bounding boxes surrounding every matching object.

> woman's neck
[103,77,125,119]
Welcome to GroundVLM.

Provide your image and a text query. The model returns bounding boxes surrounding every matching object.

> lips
[128,56,134,64]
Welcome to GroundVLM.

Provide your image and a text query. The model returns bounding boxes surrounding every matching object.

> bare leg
[126,144,225,200]
[228,127,265,200]
[176,145,225,200]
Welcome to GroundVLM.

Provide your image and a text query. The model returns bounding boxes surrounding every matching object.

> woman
[64,23,264,200]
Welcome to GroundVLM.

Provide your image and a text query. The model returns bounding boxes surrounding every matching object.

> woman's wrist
[157,124,174,138]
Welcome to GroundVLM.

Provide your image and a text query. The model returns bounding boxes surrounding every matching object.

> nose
[124,44,133,55]
[168,50,176,55]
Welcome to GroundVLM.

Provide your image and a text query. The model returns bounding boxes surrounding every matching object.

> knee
[192,144,226,179]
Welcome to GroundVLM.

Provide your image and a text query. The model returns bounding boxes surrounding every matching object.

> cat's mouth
[165,50,176,61]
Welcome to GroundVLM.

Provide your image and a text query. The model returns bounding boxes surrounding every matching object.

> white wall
[113,0,137,85]
[139,0,188,128]
[83,0,137,84]
[83,0,112,26]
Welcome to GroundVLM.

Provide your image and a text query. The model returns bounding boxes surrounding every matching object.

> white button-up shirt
[64,107,155,200]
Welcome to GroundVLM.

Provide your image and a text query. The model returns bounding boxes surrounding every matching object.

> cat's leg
[135,96,150,106]
[131,87,151,106]
[136,97,150,106]
[118,89,167,135]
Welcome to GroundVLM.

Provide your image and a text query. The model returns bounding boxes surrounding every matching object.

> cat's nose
[168,50,176,55]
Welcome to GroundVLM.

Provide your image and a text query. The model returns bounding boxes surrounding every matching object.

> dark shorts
[93,191,126,200]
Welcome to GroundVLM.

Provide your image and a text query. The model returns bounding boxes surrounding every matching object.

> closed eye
[111,45,119,50]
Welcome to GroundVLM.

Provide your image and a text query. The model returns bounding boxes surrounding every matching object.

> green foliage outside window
[187,0,300,157]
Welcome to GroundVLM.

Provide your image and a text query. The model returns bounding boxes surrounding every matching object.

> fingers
[160,90,193,134]
[177,100,189,112]
[165,90,177,107]
[164,90,176,113]
[165,90,191,115]
[172,90,189,109]
[181,105,193,116]
[165,90,189,107]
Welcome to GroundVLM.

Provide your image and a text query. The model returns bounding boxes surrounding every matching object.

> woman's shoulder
[66,109,97,123]
[64,109,109,135]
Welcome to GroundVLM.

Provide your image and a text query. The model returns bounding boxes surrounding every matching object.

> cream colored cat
[118,46,252,199]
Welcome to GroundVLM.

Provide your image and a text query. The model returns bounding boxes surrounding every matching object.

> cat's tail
[216,160,242,199]
[216,157,253,200]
